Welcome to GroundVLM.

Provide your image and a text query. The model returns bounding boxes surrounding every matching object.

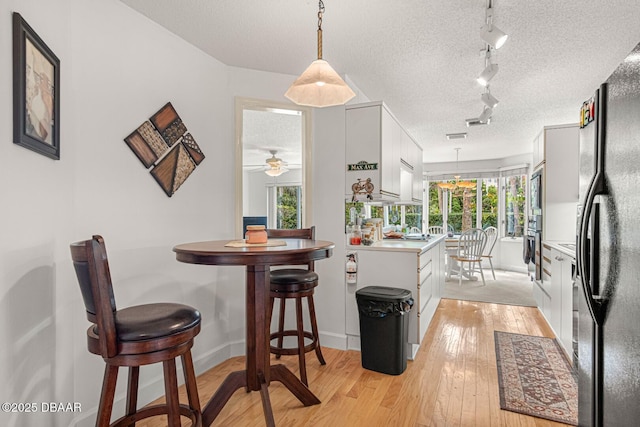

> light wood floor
[138,298,570,426]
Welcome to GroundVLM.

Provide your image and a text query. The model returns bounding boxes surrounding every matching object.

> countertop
[543,240,576,259]
[346,234,445,254]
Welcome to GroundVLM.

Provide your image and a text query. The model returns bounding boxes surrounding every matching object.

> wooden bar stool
[70,235,202,427]
[266,226,326,386]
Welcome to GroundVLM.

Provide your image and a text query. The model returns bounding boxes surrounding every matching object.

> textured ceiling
[120,0,640,164]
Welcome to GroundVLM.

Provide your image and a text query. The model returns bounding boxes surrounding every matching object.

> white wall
[0,2,364,424]
[0,1,391,426]
[1,1,259,425]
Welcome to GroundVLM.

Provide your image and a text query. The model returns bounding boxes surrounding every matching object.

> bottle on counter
[350,225,362,245]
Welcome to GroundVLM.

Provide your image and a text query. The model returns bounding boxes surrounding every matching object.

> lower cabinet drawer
[419,267,433,314]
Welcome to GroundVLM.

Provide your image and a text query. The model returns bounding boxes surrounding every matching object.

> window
[429,180,484,233]
[269,185,301,229]
[482,178,499,229]
[344,202,422,231]
[428,182,444,228]
[427,165,527,237]
[448,181,477,232]
[503,173,526,237]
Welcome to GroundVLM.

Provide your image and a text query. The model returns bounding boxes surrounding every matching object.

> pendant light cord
[317,0,325,59]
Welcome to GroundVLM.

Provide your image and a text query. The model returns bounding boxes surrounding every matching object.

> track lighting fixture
[481,91,499,109]
[480,3,508,50]
[478,106,493,123]
[480,21,508,50]
[477,63,498,86]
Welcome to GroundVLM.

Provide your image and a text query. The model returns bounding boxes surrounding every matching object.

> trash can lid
[355,286,412,302]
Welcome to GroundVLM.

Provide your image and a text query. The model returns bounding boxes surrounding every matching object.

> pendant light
[437,148,476,190]
[285,1,355,108]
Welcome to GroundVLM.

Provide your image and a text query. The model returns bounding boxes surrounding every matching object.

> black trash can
[355,286,414,375]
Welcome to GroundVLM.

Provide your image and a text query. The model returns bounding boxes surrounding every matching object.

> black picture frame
[13,12,60,160]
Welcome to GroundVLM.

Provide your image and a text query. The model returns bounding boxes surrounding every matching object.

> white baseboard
[319,330,348,351]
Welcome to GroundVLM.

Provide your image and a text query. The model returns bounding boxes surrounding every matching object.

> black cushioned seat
[270,269,318,284]
[91,303,201,342]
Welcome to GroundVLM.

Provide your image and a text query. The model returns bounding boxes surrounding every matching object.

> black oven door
[523,231,542,280]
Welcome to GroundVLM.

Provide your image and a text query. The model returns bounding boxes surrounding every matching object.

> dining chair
[428,226,444,234]
[70,235,202,427]
[483,226,498,279]
[265,226,325,386]
[450,228,488,287]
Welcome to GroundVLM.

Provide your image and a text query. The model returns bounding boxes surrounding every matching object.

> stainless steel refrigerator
[577,42,640,427]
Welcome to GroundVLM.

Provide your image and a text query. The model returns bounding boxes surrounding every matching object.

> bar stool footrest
[110,403,201,427]
[270,330,317,356]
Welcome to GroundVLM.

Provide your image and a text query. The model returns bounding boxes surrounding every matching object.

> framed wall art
[13,12,61,160]
[124,102,205,197]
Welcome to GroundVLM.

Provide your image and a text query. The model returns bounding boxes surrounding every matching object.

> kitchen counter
[346,234,445,254]
[544,240,576,259]
[345,234,446,359]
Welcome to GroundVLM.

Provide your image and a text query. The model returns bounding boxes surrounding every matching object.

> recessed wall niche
[124,102,205,197]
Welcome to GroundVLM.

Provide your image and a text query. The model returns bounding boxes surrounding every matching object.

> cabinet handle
[555,256,564,261]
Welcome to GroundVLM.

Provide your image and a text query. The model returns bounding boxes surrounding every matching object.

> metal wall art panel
[124,102,204,196]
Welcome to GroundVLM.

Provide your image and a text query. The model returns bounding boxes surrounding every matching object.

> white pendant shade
[285,59,356,108]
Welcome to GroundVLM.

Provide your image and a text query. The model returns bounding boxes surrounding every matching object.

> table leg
[201,265,320,426]
[201,370,246,426]
[270,365,321,406]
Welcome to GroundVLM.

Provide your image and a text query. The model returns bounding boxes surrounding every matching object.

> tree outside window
[504,174,526,237]
[429,179,498,233]
[276,186,301,229]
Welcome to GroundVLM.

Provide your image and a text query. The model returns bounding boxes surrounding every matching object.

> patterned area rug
[494,331,578,425]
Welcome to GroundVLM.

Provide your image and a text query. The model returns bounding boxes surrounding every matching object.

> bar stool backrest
[266,226,316,270]
[70,235,118,358]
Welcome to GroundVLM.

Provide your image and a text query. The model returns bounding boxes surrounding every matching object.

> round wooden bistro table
[173,238,334,426]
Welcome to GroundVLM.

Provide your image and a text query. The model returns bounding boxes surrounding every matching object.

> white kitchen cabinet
[544,244,562,338]
[537,243,575,359]
[532,132,544,170]
[346,101,422,204]
[532,124,580,241]
[410,140,424,203]
[345,237,445,359]
[552,247,574,357]
[346,102,400,201]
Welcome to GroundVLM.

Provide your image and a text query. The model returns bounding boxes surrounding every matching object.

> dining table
[173,238,334,427]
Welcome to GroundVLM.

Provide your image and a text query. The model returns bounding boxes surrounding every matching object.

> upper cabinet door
[346,103,400,201]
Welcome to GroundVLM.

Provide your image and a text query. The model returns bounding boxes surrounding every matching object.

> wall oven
[524,169,543,280]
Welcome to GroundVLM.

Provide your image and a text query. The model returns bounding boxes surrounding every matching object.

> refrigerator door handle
[578,83,608,327]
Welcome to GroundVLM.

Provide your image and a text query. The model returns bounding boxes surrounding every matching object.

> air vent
[446,132,467,140]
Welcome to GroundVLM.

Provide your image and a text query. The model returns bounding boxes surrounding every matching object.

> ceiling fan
[264,150,289,176]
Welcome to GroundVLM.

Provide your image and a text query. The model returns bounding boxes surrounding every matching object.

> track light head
[477,63,498,86]
[480,23,508,49]
[481,92,499,109]
[479,106,493,123]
